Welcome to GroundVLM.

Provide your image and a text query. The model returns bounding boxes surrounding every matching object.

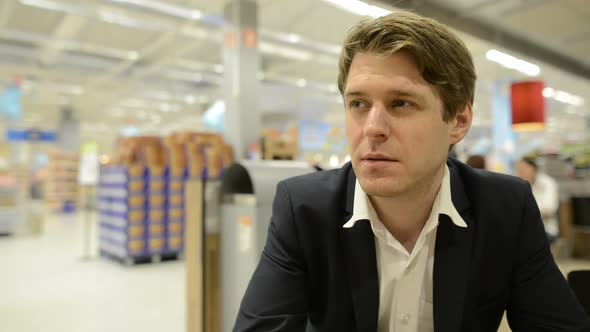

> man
[516,157,560,243]
[234,11,589,332]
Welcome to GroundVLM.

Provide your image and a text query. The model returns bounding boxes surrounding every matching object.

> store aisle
[0,213,184,332]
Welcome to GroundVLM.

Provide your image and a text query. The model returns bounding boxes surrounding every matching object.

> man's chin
[358,178,405,197]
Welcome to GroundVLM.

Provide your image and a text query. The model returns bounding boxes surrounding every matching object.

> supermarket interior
[0,0,590,331]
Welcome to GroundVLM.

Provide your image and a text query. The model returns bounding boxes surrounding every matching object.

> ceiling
[0,0,588,153]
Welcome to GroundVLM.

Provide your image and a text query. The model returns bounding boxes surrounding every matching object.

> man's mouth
[361,153,398,162]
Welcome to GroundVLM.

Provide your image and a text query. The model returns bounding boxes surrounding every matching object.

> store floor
[1,213,589,332]
[0,213,184,332]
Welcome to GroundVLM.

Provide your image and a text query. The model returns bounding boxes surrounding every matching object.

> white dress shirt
[532,172,559,237]
[343,165,467,332]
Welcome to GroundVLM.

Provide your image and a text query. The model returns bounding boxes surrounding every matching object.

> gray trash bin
[220,160,314,330]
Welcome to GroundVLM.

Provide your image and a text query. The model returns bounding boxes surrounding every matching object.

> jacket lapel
[340,165,379,332]
[433,161,474,332]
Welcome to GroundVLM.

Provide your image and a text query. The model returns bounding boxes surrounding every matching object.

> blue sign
[6,129,56,142]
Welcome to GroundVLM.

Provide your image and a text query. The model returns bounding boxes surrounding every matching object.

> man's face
[344,51,471,197]
[515,161,536,185]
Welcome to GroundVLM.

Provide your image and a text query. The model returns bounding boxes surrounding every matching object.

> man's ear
[450,103,473,145]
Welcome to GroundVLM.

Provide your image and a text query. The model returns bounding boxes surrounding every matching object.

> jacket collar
[344,164,467,229]
[343,159,471,219]
[340,159,474,332]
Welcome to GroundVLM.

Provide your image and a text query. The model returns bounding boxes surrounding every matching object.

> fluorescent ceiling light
[287,34,302,43]
[105,0,203,21]
[485,49,540,76]
[20,0,82,14]
[321,0,391,18]
[543,87,584,106]
[542,87,554,98]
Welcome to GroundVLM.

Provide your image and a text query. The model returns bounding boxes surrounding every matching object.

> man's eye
[392,100,411,108]
[350,101,366,109]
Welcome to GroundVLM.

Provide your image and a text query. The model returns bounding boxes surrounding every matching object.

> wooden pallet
[100,250,183,266]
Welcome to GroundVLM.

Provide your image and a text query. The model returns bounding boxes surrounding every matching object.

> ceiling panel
[260,0,358,45]
[75,20,159,51]
[5,2,63,34]
[564,0,590,17]
[502,1,587,42]
[0,0,588,152]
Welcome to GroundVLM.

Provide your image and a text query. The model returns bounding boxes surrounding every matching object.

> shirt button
[402,313,410,324]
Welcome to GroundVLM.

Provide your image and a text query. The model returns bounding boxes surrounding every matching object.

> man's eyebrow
[343,91,366,98]
[344,89,425,101]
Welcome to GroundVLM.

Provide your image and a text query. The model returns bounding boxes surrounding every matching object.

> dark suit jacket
[234,159,590,331]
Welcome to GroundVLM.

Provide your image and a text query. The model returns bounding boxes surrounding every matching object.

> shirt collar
[343,165,467,229]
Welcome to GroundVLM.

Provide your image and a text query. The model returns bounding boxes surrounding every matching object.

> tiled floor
[1,213,588,332]
[0,213,184,332]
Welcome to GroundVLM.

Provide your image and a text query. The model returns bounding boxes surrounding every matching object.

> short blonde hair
[338,11,476,122]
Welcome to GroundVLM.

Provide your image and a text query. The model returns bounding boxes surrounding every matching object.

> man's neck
[369,165,445,253]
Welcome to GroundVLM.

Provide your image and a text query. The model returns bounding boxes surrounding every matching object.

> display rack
[44,150,79,213]
[98,164,181,265]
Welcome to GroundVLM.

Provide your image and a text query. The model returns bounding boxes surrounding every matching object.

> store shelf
[0,185,19,234]
[44,150,80,213]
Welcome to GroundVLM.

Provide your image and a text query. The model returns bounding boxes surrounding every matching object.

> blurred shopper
[234,11,589,332]
[516,157,560,243]
[466,154,486,169]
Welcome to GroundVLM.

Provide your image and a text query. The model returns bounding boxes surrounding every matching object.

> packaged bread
[149,224,165,236]
[128,240,144,254]
[168,222,183,234]
[149,209,165,223]
[168,236,182,249]
[169,194,183,206]
[149,238,164,251]
[128,225,145,238]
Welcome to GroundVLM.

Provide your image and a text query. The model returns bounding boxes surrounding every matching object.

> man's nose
[364,103,390,139]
